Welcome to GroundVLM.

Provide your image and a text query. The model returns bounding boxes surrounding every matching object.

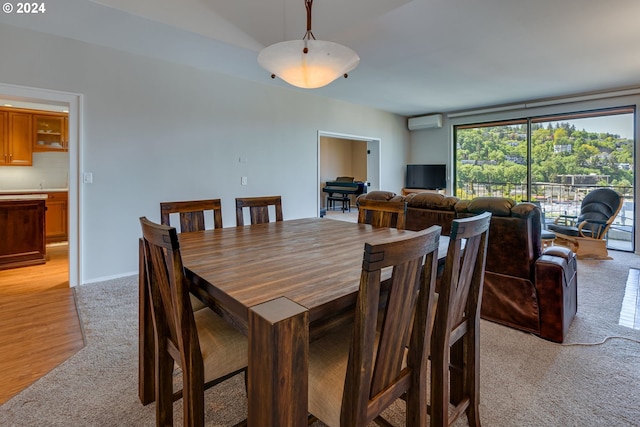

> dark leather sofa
[356,192,578,343]
[405,192,460,236]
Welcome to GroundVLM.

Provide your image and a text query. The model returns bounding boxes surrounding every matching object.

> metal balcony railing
[456,182,634,251]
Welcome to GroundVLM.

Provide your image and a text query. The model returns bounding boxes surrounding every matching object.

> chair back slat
[370,256,422,395]
[250,206,271,225]
[235,196,283,226]
[180,211,206,232]
[430,211,491,427]
[141,216,250,426]
[440,212,490,334]
[340,225,442,426]
[357,198,407,229]
[160,199,223,232]
[140,217,201,366]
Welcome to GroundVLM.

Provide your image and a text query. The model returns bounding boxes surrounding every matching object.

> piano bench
[327,196,351,213]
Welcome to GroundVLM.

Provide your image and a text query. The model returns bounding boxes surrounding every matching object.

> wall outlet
[241,176,248,185]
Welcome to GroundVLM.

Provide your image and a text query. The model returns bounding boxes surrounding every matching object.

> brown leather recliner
[356,192,578,342]
[456,197,578,343]
[404,192,460,236]
[359,191,460,234]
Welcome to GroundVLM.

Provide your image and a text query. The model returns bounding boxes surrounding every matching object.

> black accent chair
[547,188,624,259]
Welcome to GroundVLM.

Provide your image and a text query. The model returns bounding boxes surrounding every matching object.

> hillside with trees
[456,122,633,190]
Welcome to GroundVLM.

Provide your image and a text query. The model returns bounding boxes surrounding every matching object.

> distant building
[505,155,525,165]
[553,144,572,153]
[459,160,498,166]
[556,174,609,185]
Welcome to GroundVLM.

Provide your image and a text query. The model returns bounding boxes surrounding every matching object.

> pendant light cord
[304,0,316,40]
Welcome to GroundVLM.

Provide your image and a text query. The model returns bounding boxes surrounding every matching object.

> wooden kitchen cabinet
[33,113,68,152]
[0,111,33,166]
[0,196,46,270]
[0,190,68,243]
[45,192,68,243]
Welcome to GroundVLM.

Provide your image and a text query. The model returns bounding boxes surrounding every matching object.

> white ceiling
[2,0,640,116]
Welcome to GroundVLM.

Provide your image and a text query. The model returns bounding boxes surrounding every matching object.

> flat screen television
[405,164,447,190]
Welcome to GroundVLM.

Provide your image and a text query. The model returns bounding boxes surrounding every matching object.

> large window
[454,107,635,252]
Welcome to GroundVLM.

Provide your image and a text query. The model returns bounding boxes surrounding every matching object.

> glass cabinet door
[34,114,67,151]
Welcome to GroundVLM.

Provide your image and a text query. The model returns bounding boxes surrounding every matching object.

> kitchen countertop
[0,188,68,194]
[0,194,48,201]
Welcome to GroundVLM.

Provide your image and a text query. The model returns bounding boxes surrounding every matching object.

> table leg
[138,238,155,405]
[248,297,309,427]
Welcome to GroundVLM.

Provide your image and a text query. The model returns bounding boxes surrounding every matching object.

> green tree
[456,121,633,195]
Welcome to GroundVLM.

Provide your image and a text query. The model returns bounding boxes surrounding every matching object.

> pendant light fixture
[257,0,360,89]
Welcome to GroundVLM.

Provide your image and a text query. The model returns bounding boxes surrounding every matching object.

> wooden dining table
[138,217,449,426]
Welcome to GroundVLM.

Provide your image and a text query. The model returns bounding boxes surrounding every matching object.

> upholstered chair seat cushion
[308,324,353,427]
[308,322,406,427]
[546,224,581,236]
[190,294,207,311]
[195,307,248,384]
[548,219,604,237]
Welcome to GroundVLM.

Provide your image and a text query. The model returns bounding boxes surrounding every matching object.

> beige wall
[0,23,410,282]
[320,137,368,182]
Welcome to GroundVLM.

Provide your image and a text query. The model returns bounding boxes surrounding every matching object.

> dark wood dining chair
[357,198,407,229]
[430,211,491,427]
[160,199,223,232]
[307,225,442,427]
[139,217,248,427]
[235,196,283,226]
[160,199,223,311]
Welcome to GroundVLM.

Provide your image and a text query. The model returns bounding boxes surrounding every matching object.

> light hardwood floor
[0,244,83,405]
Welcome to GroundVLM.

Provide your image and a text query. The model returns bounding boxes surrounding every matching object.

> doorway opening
[317,131,381,219]
[0,82,81,286]
[0,82,83,404]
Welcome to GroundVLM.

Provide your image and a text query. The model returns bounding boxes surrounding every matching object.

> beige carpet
[1,251,639,426]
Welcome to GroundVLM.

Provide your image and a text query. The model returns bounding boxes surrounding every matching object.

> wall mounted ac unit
[407,114,443,130]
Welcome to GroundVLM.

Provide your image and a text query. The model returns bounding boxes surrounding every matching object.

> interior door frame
[0,82,82,286]
[317,130,382,216]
